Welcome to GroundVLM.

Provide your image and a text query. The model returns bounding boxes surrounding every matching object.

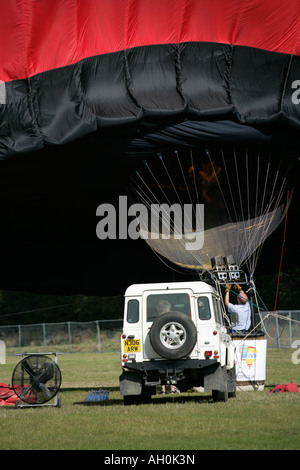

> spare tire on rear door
[149,311,197,360]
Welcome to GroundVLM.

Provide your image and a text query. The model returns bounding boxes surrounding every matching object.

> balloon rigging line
[246,149,250,221]
[248,167,288,274]
[134,171,184,237]
[132,146,291,278]
[133,157,209,271]
[219,283,300,343]
[131,149,297,345]
[268,185,290,345]
[189,148,200,207]
[0,296,120,320]
[228,149,288,274]
[175,149,205,231]
[220,148,237,222]
[245,149,253,270]
[143,161,172,206]
[158,152,203,248]
[233,148,251,271]
[132,176,200,270]
[144,154,200,243]
[255,152,260,222]
[158,153,183,208]
[204,149,235,262]
[221,283,267,312]
[216,280,299,341]
[206,148,232,222]
[175,149,197,216]
[250,159,282,271]
[243,155,268,273]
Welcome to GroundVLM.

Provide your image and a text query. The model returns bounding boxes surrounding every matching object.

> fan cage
[12,352,62,407]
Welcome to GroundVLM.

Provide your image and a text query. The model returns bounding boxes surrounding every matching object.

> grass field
[0,349,299,450]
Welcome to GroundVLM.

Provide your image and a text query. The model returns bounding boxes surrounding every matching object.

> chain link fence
[260,310,300,348]
[0,311,299,360]
[0,319,123,357]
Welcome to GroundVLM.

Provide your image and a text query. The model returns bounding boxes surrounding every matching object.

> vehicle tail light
[205,351,212,358]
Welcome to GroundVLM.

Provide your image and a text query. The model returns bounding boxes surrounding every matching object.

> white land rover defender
[120,280,236,404]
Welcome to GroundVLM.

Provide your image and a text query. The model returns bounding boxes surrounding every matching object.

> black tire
[149,311,197,360]
[212,388,228,402]
[123,391,153,406]
[124,395,137,406]
[123,384,155,406]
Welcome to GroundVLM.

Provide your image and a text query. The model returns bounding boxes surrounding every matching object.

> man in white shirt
[224,284,251,333]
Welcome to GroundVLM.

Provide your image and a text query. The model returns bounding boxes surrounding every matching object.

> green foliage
[0,290,124,325]
[256,267,300,311]
[0,266,299,326]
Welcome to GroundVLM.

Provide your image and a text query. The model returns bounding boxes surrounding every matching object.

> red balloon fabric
[0,0,300,158]
[1,0,300,82]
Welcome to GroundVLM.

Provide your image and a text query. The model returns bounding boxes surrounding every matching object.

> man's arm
[235,284,248,303]
[224,285,231,307]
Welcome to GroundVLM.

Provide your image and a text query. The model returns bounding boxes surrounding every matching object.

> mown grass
[0,349,299,450]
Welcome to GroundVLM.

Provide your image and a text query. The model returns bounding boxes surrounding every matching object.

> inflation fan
[12,353,62,408]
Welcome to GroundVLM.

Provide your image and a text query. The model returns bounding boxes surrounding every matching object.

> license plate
[123,338,141,353]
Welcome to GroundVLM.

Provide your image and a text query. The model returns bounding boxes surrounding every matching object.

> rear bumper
[122,358,218,373]
[120,358,227,395]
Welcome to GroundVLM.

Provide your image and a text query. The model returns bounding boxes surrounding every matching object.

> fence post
[96,321,101,352]
[0,318,122,354]
[67,322,72,353]
[43,323,47,352]
[18,325,22,354]
[275,314,280,347]
[288,311,293,348]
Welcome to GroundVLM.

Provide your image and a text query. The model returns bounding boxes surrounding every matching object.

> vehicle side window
[127,299,139,323]
[198,296,211,320]
[213,296,223,325]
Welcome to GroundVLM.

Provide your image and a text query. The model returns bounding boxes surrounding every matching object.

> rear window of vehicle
[197,296,211,320]
[147,293,191,322]
[127,299,139,323]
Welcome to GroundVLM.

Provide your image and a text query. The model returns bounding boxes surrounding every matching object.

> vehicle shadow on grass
[72,389,213,406]
[62,386,120,392]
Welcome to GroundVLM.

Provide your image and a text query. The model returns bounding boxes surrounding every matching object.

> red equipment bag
[0,383,19,405]
[268,382,299,393]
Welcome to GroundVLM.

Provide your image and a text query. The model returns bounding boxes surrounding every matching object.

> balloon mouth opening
[127,144,293,276]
